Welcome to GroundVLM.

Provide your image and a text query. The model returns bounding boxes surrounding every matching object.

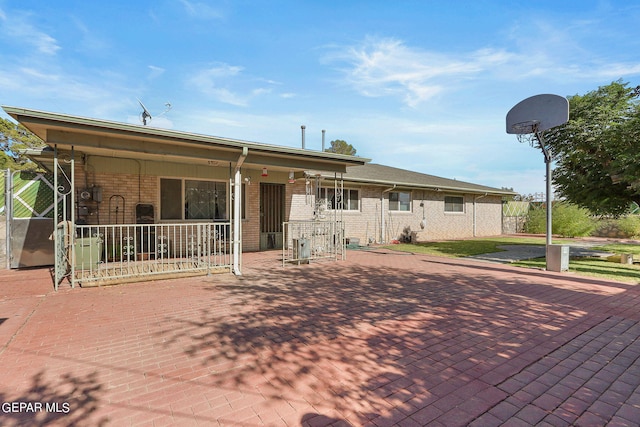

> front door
[260,183,285,250]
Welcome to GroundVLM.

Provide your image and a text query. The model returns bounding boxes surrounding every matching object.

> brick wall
[302,185,504,244]
[73,161,505,252]
[285,184,504,245]
[75,168,157,225]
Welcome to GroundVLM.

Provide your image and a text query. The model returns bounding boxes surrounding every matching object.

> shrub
[616,216,640,237]
[552,202,595,237]
[524,202,595,237]
[594,216,640,238]
[524,205,546,234]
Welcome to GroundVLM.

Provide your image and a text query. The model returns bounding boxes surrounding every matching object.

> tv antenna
[137,99,172,126]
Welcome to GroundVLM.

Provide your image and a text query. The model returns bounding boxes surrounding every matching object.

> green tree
[544,80,640,216]
[325,139,357,156]
[1,117,45,170]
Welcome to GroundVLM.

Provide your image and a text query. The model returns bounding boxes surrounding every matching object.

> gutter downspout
[232,147,248,275]
[380,185,396,243]
[473,193,488,237]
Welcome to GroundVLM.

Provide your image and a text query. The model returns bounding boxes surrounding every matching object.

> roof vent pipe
[322,129,326,151]
[301,125,306,149]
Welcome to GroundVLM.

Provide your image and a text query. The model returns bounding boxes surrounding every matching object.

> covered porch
[4,106,368,289]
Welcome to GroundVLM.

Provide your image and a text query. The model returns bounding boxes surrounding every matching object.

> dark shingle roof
[316,163,516,196]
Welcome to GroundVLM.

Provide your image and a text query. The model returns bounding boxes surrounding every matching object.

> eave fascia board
[318,175,517,196]
[3,105,370,167]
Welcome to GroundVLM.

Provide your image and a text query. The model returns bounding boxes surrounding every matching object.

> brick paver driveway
[1,249,639,426]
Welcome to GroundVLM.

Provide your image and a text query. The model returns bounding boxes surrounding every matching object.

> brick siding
[73,163,504,252]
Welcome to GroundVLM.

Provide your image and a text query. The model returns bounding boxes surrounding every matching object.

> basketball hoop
[511,120,540,134]
[511,120,541,146]
[505,94,570,263]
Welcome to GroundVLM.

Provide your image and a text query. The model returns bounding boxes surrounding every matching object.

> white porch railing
[282,220,345,265]
[71,222,231,286]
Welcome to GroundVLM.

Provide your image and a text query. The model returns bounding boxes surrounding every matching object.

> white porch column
[232,147,248,275]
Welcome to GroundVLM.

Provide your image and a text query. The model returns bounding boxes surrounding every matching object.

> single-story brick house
[3,106,514,287]
[297,164,515,245]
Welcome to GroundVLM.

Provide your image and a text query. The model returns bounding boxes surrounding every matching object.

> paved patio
[1,249,639,426]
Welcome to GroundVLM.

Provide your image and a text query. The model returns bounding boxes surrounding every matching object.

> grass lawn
[384,236,640,284]
[385,236,553,257]
[513,257,640,283]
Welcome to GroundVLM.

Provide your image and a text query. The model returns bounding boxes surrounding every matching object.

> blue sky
[1,0,639,196]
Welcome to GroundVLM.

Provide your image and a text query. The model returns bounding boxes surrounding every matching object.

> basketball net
[516,132,541,147]
[514,121,542,148]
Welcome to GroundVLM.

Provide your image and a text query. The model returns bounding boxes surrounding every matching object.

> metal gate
[260,183,285,250]
[1,170,6,268]
[5,170,59,268]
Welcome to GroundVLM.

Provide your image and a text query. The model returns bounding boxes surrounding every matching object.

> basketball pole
[506,94,568,272]
[536,131,553,268]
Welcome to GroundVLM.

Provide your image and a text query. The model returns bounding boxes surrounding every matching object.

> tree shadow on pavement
[149,251,640,425]
[0,370,107,427]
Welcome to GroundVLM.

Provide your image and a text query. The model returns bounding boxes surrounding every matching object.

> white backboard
[506,94,569,134]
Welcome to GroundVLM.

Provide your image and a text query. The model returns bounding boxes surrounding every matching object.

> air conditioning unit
[292,238,310,263]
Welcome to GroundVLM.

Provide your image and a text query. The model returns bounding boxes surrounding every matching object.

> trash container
[75,236,103,270]
[547,244,569,272]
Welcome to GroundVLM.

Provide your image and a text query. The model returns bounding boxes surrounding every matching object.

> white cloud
[148,65,166,79]
[327,24,640,108]
[0,10,60,55]
[592,62,640,79]
[188,64,248,106]
[327,37,517,107]
[187,63,282,107]
[177,0,224,20]
[252,88,272,96]
[503,18,640,81]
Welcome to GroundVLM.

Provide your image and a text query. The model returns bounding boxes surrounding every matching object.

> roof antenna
[137,99,172,126]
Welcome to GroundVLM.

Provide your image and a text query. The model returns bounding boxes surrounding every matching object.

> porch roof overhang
[328,176,513,196]
[3,106,369,173]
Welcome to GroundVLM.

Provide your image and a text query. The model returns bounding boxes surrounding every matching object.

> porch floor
[1,250,640,426]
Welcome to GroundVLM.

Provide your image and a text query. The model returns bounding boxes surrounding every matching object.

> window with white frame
[389,191,411,211]
[160,178,228,220]
[319,187,359,210]
[444,195,464,213]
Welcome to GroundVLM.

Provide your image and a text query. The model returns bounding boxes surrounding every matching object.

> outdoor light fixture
[261,167,268,177]
[288,171,295,184]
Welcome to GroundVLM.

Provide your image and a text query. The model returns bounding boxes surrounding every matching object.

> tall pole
[544,151,552,247]
[538,132,553,269]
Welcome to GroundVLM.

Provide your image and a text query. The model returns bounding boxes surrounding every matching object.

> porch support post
[232,169,242,275]
[232,147,247,275]
[70,147,76,287]
[53,147,57,287]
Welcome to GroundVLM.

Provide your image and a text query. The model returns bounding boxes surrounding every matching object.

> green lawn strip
[383,237,549,258]
[592,243,640,257]
[513,257,640,284]
[383,237,640,284]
